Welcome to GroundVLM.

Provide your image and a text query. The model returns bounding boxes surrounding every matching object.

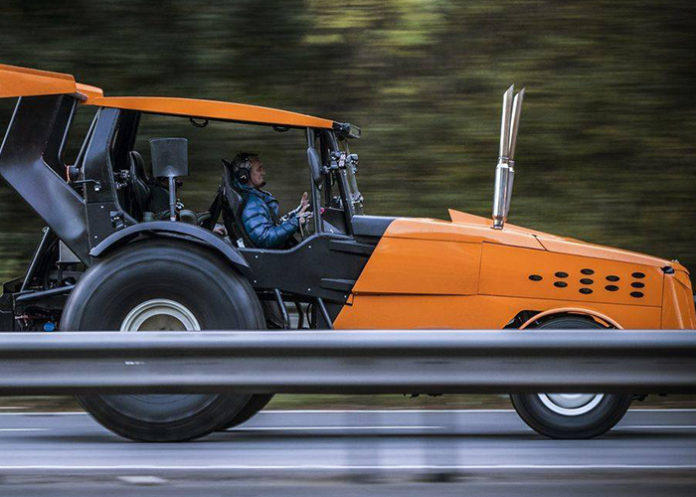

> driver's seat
[128,150,152,220]
[220,160,256,248]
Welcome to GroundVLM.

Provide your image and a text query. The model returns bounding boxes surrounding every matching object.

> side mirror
[150,138,189,178]
[307,147,323,186]
[149,138,189,221]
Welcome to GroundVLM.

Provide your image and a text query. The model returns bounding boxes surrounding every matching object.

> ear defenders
[235,164,250,184]
[233,153,253,184]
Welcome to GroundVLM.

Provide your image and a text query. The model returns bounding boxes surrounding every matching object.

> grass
[2,394,695,413]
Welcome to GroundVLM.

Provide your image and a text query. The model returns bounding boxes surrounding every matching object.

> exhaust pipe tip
[492,86,524,230]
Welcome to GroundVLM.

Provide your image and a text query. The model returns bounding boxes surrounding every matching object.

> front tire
[61,240,264,442]
[220,394,274,430]
[510,316,632,439]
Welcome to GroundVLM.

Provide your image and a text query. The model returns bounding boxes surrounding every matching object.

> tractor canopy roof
[0,63,340,130]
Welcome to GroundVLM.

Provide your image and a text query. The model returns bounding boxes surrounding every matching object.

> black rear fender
[89,221,251,277]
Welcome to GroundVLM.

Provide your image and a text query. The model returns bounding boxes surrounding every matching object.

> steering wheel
[296,205,315,241]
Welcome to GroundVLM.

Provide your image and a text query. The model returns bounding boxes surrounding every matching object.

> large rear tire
[61,240,264,442]
[510,316,632,439]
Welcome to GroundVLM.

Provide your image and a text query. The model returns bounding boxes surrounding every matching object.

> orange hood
[381,209,674,270]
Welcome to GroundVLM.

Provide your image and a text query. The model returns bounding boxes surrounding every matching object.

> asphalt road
[0,408,694,496]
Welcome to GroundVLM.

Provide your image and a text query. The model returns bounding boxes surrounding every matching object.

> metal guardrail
[0,330,694,395]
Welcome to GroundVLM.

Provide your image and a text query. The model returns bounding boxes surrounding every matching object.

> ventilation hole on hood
[579,288,593,295]
[554,281,568,288]
[555,271,568,278]
[529,274,543,281]
[631,282,645,288]
[632,272,646,279]
[605,285,619,292]
[606,275,620,282]
[581,268,594,275]
[580,278,594,285]
[630,291,644,298]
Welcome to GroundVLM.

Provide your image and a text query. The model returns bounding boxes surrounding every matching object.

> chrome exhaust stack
[492,85,524,230]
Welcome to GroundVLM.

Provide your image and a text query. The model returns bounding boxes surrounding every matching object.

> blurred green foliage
[1,0,695,282]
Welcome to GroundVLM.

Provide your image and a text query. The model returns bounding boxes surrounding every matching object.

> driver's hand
[299,192,309,211]
[297,192,310,224]
[298,211,313,225]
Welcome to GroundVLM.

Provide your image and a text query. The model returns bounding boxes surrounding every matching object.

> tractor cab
[73,93,367,245]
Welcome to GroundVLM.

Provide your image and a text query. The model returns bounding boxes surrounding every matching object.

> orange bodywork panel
[351,237,481,295]
[534,236,669,266]
[335,294,662,330]
[0,63,76,98]
[334,211,694,330]
[2,63,332,128]
[84,96,334,129]
[1,63,104,102]
[75,83,104,100]
[478,243,662,307]
[384,216,544,249]
[519,308,624,329]
[661,268,696,329]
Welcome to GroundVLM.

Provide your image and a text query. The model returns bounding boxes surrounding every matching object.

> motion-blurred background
[1,0,695,279]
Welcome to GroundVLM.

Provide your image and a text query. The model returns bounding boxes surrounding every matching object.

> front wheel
[220,394,275,430]
[510,316,632,439]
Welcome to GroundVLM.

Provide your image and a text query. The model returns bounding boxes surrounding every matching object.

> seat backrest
[128,150,151,219]
[221,161,256,247]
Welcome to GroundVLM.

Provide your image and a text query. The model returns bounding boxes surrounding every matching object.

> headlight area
[661,267,696,329]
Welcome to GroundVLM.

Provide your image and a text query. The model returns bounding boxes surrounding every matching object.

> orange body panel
[334,211,694,330]
[534,236,669,267]
[84,96,334,129]
[75,83,104,100]
[661,269,696,328]
[2,63,332,128]
[479,243,662,307]
[334,294,662,329]
[0,63,76,98]
[519,308,624,329]
[351,237,480,295]
[384,216,544,249]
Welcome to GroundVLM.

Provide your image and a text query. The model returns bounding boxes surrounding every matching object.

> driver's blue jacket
[239,184,299,249]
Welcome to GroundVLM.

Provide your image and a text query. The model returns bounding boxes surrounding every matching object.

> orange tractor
[1,63,694,441]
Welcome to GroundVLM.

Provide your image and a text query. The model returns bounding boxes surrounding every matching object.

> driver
[232,152,310,249]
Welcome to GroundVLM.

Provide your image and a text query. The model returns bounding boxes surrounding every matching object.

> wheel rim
[120,298,200,332]
[537,393,605,416]
[102,299,215,423]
